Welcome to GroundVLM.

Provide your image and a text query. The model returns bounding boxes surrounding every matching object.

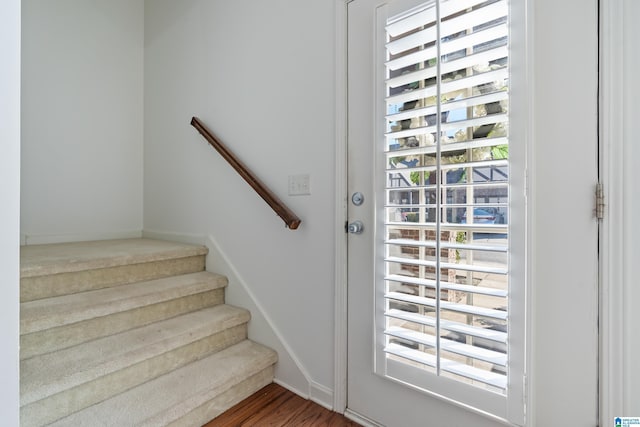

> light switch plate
[288,174,310,196]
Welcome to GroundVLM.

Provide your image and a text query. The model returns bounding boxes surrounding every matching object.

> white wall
[21,0,144,244]
[623,0,640,413]
[143,0,337,405]
[602,0,640,419]
[0,0,21,424]
[16,0,639,420]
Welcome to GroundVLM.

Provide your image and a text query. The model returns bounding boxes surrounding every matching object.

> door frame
[334,0,609,424]
[598,0,625,423]
[333,0,349,416]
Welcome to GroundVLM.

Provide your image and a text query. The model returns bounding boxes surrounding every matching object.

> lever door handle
[347,220,364,234]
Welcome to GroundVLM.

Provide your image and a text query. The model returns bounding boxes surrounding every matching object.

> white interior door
[346,0,599,426]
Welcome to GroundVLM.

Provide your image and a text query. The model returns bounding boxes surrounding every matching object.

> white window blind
[381,0,513,402]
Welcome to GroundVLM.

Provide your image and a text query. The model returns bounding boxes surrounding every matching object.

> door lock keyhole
[351,192,365,206]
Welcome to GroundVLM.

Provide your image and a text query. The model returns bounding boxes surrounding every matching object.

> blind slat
[386,158,508,174]
[386,238,508,253]
[440,46,508,76]
[440,1,507,41]
[386,113,507,140]
[386,274,508,296]
[441,22,508,60]
[386,291,508,320]
[386,308,507,343]
[386,90,508,123]
[386,136,508,157]
[386,23,507,71]
[441,67,508,96]
[386,256,508,275]
[386,68,508,106]
[386,45,507,89]
[385,0,495,37]
[386,326,507,366]
[386,1,506,55]
[385,344,507,389]
[385,222,508,233]
[386,26,437,56]
[385,204,508,212]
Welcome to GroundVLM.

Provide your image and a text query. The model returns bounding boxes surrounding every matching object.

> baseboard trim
[309,381,334,411]
[273,378,309,401]
[22,230,143,245]
[344,409,385,427]
[273,379,334,412]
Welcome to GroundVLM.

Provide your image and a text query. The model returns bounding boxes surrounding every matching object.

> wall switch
[288,174,310,196]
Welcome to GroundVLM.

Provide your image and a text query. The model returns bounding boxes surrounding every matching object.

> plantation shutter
[382,0,511,395]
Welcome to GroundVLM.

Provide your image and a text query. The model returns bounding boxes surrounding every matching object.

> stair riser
[21,324,248,427]
[21,255,206,302]
[21,289,225,360]
[164,367,275,427]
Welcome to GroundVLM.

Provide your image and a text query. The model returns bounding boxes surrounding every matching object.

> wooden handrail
[190,116,301,230]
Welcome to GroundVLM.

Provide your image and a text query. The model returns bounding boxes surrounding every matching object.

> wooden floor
[203,383,361,426]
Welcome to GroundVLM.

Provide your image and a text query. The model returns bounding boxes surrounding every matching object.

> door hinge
[596,183,605,220]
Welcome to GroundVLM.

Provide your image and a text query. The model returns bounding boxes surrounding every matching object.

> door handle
[347,220,364,234]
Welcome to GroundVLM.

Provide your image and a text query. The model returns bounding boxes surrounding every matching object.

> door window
[376,0,524,418]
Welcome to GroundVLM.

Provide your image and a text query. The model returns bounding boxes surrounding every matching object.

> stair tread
[21,238,208,278]
[21,304,250,405]
[49,340,278,427]
[21,271,227,335]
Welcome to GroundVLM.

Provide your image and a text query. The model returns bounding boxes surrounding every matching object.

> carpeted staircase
[20,238,277,426]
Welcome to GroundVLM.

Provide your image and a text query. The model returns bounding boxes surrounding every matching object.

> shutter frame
[381,0,512,396]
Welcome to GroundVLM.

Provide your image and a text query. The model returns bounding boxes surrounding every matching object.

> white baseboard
[344,409,385,427]
[22,230,143,245]
[273,378,309,401]
[309,380,334,410]
[273,378,334,412]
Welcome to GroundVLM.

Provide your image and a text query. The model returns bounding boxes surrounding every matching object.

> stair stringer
[142,229,332,410]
